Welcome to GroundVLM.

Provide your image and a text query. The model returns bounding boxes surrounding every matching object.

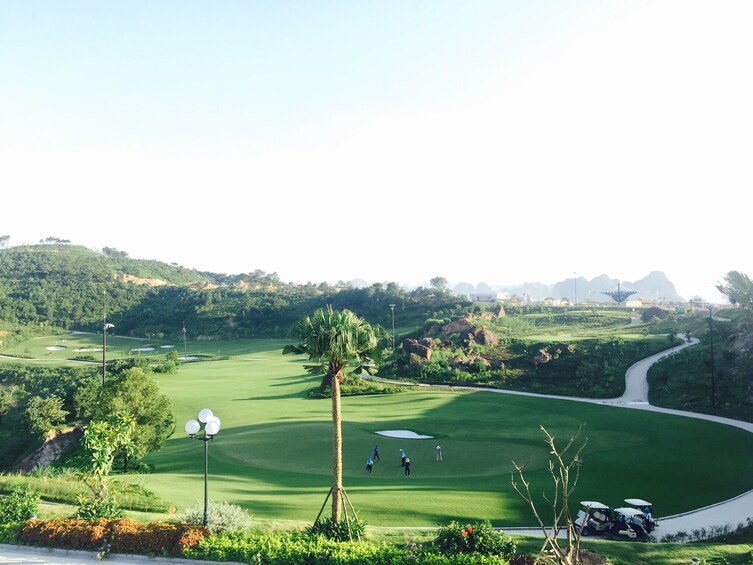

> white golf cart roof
[579,501,610,510]
[613,507,644,517]
[624,498,651,507]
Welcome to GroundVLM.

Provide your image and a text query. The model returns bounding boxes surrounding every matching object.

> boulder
[473,328,498,345]
[533,348,553,367]
[440,317,476,337]
[402,338,432,360]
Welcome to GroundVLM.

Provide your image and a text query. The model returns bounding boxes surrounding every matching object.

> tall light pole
[573,272,578,307]
[389,304,396,350]
[708,307,716,407]
[185,408,221,527]
[102,323,114,387]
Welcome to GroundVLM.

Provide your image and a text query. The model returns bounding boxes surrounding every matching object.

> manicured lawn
[128,339,753,528]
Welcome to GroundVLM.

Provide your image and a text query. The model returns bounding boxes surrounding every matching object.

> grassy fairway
[127,339,753,528]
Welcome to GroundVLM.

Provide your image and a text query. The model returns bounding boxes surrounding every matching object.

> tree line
[0,244,468,340]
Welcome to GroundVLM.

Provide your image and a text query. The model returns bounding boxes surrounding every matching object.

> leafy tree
[76,367,174,470]
[430,276,449,291]
[78,415,133,519]
[283,306,381,524]
[717,271,753,313]
[23,395,69,439]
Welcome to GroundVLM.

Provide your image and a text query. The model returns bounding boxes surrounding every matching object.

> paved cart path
[467,335,753,539]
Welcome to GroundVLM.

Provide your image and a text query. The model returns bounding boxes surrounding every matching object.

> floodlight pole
[708,306,716,407]
[389,304,396,350]
[102,323,114,387]
[573,272,577,306]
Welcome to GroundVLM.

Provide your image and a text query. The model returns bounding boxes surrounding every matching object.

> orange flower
[467,526,473,534]
[461,529,468,537]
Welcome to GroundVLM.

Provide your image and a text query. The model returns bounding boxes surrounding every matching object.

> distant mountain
[452,271,685,304]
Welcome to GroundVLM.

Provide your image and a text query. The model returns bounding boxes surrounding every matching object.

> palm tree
[283,306,381,522]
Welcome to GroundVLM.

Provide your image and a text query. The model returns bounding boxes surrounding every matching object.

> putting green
[131,339,753,527]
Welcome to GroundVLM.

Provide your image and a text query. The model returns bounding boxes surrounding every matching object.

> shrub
[306,515,367,541]
[181,501,253,534]
[0,523,21,544]
[508,554,535,565]
[109,518,207,556]
[0,485,41,524]
[74,494,124,520]
[434,520,516,558]
[18,517,207,557]
[20,518,109,550]
[185,530,512,564]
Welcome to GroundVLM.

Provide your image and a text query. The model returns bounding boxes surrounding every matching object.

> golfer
[436,445,442,461]
[404,457,411,477]
[400,448,406,467]
[373,445,380,461]
[366,455,373,474]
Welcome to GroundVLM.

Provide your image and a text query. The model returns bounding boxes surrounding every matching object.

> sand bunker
[160,345,174,349]
[375,430,434,439]
[46,346,66,351]
[74,348,103,353]
[131,347,156,352]
[180,356,200,361]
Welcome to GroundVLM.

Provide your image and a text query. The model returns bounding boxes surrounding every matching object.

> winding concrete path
[472,334,753,539]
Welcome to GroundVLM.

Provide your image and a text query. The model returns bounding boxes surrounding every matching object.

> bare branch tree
[511,424,588,565]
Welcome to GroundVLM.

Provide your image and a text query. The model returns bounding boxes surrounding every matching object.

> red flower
[467,526,473,534]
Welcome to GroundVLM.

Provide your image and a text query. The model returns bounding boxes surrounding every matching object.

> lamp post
[185,409,221,527]
[102,323,114,387]
[708,307,716,408]
[389,304,396,350]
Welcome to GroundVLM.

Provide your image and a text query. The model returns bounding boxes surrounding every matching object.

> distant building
[470,292,505,302]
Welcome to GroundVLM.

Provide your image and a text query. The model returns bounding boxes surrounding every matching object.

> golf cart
[574,501,613,536]
[607,507,652,541]
[624,498,658,531]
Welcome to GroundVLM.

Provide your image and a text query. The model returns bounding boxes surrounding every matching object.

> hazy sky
[2,2,750,303]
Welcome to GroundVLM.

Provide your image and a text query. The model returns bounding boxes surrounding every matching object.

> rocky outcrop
[473,328,498,346]
[402,339,432,361]
[120,274,168,287]
[533,348,553,367]
[440,317,476,337]
[549,343,574,355]
[10,427,83,474]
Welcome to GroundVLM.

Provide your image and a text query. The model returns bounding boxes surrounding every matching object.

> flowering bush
[434,520,516,558]
[17,517,207,557]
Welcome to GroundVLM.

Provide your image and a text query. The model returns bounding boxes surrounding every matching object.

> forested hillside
[0,244,469,340]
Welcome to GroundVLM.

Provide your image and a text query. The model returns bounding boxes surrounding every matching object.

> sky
[1,2,751,304]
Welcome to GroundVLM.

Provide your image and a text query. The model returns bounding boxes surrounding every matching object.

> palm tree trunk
[331,371,343,522]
